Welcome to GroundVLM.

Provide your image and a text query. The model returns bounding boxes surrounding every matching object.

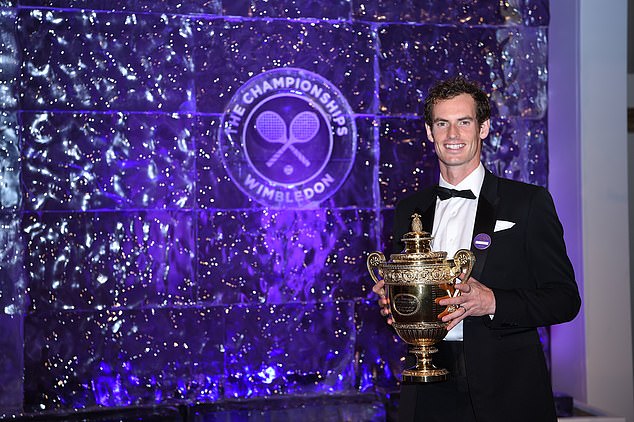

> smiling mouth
[444,143,466,150]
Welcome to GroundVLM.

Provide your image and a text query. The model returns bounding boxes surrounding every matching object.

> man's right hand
[371,279,393,325]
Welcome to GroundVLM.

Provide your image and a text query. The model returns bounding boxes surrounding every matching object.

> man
[372,76,581,421]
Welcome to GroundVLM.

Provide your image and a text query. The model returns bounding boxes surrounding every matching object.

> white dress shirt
[431,163,485,341]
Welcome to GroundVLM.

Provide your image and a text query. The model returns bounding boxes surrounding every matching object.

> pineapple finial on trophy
[411,213,423,233]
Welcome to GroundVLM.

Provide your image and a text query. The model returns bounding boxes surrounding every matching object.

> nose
[447,123,459,139]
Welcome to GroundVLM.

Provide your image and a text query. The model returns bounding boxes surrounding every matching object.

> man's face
[425,93,490,176]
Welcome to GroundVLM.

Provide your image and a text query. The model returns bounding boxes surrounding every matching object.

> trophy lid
[390,213,446,263]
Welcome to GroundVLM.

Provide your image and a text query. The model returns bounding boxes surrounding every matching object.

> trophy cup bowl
[367,213,475,383]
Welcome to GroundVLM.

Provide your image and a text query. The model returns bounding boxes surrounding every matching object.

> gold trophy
[367,213,475,383]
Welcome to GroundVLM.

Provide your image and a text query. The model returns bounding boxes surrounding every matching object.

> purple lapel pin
[473,233,492,250]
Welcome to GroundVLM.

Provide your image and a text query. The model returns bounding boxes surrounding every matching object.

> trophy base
[402,367,449,383]
[401,345,449,383]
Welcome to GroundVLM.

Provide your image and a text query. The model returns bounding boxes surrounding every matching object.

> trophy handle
[450,249,476,298]
[447,249,475,302]
[366,251,386,284]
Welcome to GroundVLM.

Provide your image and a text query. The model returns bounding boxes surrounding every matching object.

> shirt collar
[438,163,485,198]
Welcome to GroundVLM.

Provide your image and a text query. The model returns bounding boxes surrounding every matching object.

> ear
[425,123,435,143]
[479,119,490,139]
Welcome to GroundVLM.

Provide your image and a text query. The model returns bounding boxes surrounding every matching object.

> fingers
[440,304,469,330]
[372,279,393,323]
[436,294,459,307]
[437,306,453,319]
[371,280,386,296]
[438,278,495,319]
[455,282,471,294]
[445,314,463,331]
[439,303,467,320]
[379,301,393,324]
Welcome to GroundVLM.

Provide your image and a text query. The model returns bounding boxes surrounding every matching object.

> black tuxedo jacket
[392,169,581,421]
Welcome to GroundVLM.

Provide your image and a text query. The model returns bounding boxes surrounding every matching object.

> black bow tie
[435,186,476,200]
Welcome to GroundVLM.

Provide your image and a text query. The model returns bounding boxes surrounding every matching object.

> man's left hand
[437,277,496,331]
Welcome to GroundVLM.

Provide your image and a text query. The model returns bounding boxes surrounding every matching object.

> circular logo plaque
[218,68,357,208]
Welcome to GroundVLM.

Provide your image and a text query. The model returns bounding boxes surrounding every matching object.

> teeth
[446,144,464,150]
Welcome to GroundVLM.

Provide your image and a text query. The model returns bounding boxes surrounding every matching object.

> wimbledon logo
[218,67,357,208]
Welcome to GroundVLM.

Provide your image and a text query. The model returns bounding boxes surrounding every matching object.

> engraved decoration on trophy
[367,213,475,383]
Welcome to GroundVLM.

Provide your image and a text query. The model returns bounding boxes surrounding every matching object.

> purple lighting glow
[1,0,551,418]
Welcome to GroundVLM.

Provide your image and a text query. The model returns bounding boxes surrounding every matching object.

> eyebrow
[433,116,474,123]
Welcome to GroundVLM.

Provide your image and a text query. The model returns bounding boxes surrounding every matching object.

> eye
[458,119,472,126]
[434,121,448,128]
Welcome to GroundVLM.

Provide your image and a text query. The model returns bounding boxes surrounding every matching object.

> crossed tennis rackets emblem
[255,110,321,168]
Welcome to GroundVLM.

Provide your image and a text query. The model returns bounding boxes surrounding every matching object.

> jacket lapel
[420,194,436,234]
[470,171,499,280]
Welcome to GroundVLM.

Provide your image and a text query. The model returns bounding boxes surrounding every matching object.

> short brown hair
[423,76,491,127]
